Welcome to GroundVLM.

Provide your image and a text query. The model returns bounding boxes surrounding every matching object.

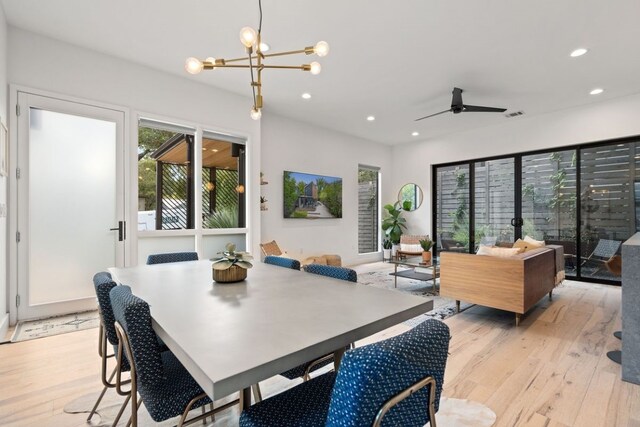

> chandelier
[184,0,329,120]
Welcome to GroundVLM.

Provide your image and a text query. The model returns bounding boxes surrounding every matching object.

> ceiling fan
[415,87,507,121]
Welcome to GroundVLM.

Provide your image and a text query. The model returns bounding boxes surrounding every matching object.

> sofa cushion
[400,243,422,253]
[524,235,545,246]
[477,245,523,258]
[513,238,543,252]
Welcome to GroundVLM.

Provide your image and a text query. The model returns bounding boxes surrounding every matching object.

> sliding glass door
[433,137,640,285]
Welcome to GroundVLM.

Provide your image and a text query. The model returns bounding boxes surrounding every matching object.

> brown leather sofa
[440,245,564,326]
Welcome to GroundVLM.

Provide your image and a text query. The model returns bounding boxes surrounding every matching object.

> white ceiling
[3,0,640,145]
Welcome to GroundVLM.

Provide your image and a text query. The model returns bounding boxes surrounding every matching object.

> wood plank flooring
[0,280,638,426]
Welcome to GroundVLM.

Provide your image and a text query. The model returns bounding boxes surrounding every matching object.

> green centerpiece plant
[419,238,433,263]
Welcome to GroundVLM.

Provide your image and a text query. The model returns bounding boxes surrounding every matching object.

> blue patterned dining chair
[263,255,301,270]
[239,319,451,427]
[88,272,131,426]
[146,251,199,265]
[110,285,239,426]
[303,264,358,283]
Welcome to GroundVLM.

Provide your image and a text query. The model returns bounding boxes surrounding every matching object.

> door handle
[511,218,517,227]
[109,221,125,241]
[510,218,524,227]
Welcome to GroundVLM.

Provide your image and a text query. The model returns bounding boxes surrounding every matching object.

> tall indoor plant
[382,202,407,258]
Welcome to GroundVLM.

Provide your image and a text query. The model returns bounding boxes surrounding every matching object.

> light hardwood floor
[0,280,638,426]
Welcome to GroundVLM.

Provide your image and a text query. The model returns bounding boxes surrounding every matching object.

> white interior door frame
[9,85,131,324]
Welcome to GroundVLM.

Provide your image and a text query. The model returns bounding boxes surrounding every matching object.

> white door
[16,92,126,320]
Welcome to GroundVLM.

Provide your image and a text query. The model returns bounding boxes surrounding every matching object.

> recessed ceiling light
[570,48,588,57]
[411,132,419,137]
[301,93,311,99]
[366,116,375,121]
[202,147,207,151]
[590,88,604,95]
[211,149,219,153]
[259,42,270,52]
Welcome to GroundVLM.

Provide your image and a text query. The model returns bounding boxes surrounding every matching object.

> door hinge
[16,231,21,243]
[16,104,21,116]
[16,168,21,179]
[16,295,20,307]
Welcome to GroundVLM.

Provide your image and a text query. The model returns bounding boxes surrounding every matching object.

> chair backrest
[400,234,428,245]
[326,319,450,426]
[304,264,357,283]
[264,255,301,270]
[109,285,164,391]
[592,239,621,259]
[146,251,199,265]
[260,240,283,257]
[93,272,119,345]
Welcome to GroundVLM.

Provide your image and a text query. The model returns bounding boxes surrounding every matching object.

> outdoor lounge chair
[581,239,622,276]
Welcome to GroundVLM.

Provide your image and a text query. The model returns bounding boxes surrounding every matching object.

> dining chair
[146,251,199,265]
[110,285,238,426]
[88,272,131,426]
[239,319,451,427]
[264,255,301,270]
[303,264,357,283]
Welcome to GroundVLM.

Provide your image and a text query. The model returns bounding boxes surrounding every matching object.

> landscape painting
[283,171,342,219]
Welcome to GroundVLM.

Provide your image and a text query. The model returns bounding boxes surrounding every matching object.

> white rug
[11,310,100,342]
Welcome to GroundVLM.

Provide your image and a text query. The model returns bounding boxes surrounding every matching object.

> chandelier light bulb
[250,108,262,120]
[259,42,270,52]
[314,41,330,57]
[184,57,203,74]
[309,62,322,75]
[239,26,258,48]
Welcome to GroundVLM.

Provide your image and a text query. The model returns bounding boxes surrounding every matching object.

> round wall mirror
[398,183,423,211]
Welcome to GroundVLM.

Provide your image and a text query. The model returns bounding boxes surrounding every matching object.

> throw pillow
[513,238,543,252]
[524,235,545,246]
[400,243,423,253]
[477,245,522,258]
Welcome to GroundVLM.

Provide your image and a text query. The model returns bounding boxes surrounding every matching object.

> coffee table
[389,256,439,292]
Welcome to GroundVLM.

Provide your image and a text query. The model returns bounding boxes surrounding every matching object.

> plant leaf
[235,261,253,269]
[212,260,233,270]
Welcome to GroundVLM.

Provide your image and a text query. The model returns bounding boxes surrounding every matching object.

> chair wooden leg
[515,313,522,327]
[456,300,460,313]
[549,289,553,300]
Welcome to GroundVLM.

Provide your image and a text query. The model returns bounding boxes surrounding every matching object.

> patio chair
[146,251,199,265]
[581,239,622,276]
[259,240,284,257]
[239,319,451,427]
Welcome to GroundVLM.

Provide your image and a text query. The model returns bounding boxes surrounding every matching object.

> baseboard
[0,312,9,343]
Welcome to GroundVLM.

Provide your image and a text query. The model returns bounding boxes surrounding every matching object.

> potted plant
[419,238,433,263]
[382,202,406,258]
[260,196,268,211]
[211,243,253,283]
[382,239,392,261]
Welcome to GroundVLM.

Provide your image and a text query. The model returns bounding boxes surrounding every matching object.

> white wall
[260,113,393,266]
[0,4,8,337]
[392,92,640,235]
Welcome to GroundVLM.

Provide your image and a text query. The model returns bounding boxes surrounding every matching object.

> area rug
[11,310,100,342]
[354,262,471,326]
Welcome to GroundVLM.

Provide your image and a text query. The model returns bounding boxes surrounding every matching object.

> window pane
[137,123,194,230]
[436,165,470,253]
[580,143,638,282]
[202,138,245,228]
[522,150,577,277]
[474,158,515,249]
[358,168,379,253]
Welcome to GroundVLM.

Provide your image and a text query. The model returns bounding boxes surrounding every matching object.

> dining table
[109,260,434,409]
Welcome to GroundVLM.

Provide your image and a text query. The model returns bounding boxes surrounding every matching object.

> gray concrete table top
[109,260,434,400]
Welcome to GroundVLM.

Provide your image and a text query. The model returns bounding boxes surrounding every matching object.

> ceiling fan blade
[414,109,452,121]
[451,87,463,109]
[462,104,507,113]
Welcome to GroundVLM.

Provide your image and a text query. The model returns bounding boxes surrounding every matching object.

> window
[137,120,246,231]
[138,120,195,230]
[358,165,380,253]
